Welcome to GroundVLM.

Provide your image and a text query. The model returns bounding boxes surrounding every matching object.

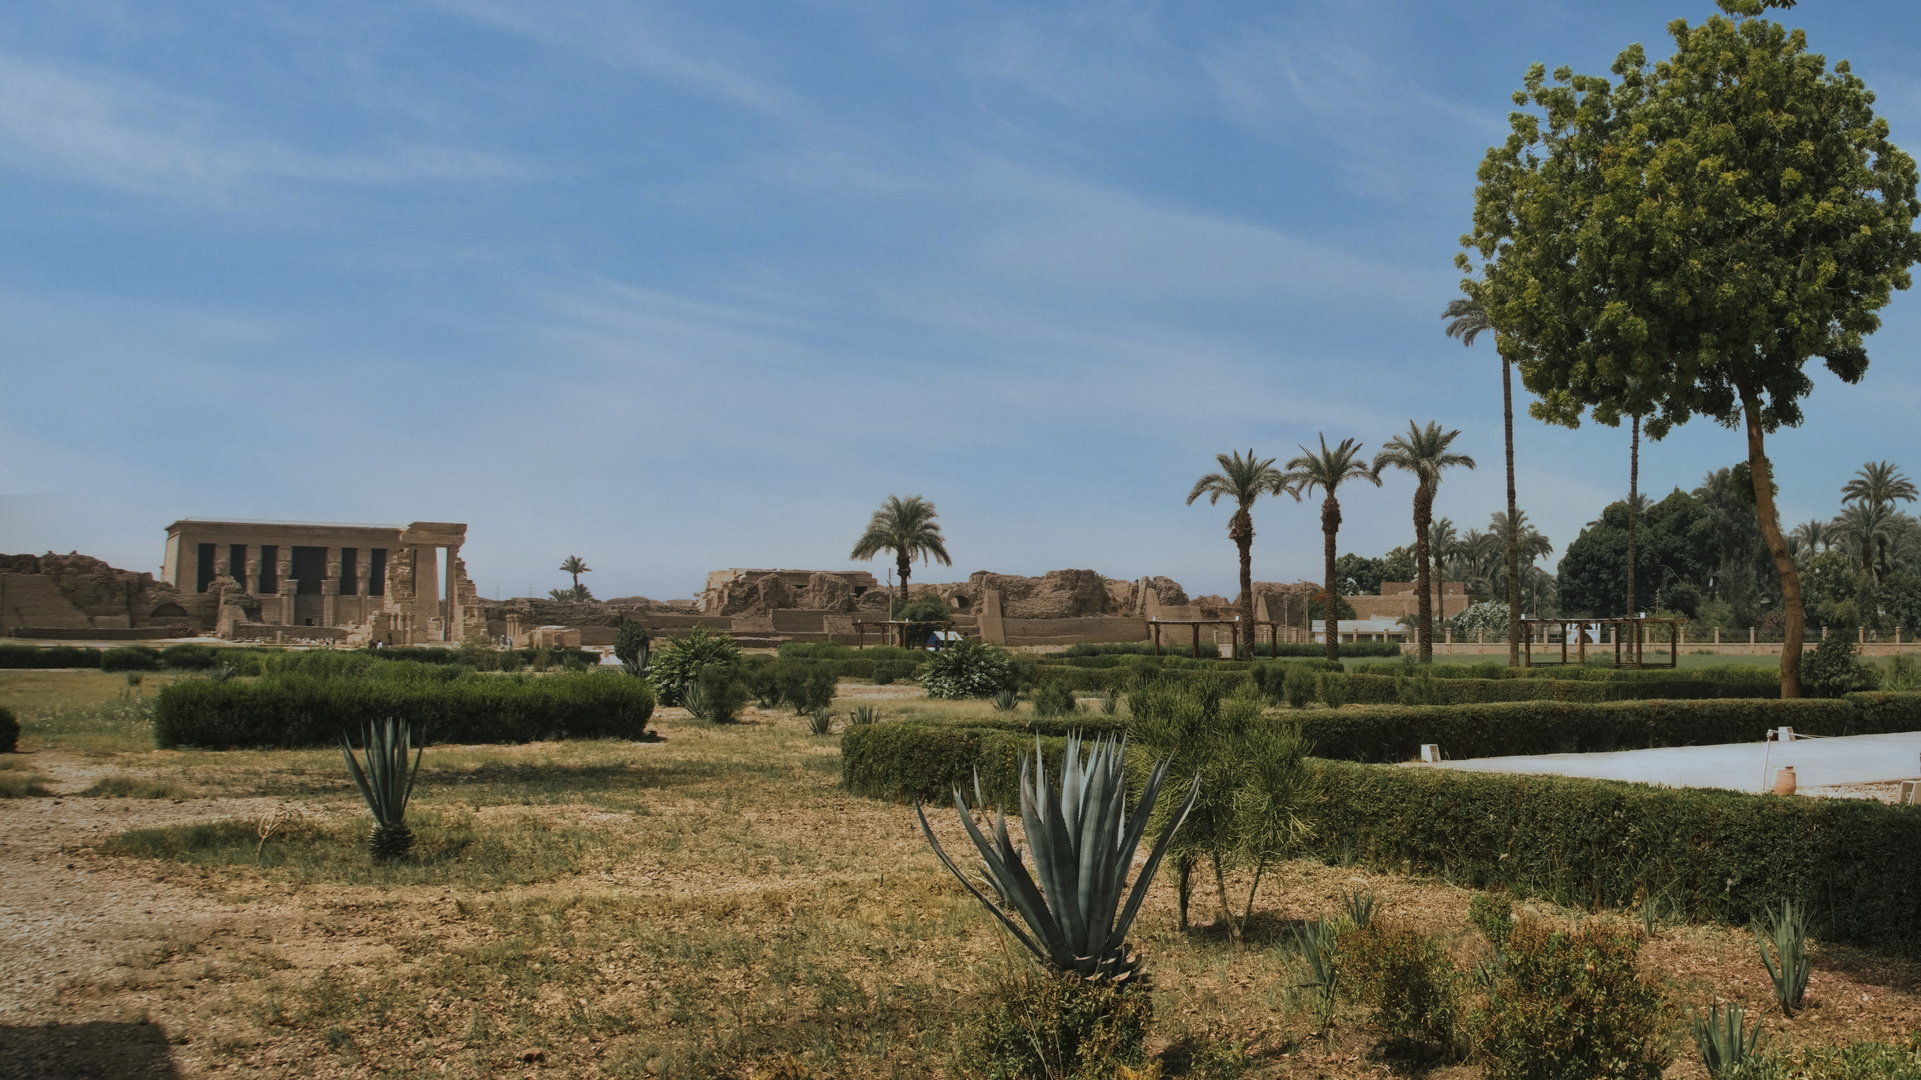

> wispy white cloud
[0,55,525,197]
[423,0,799,120]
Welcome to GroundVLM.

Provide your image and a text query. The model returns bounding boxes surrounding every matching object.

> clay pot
[1773,766,1797,796]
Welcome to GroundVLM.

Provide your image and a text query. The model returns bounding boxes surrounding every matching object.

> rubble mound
[964,569,1115,619]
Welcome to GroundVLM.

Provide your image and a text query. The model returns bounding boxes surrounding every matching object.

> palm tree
[1841,462,1918,579]
[850,495,952,619]
[1426,518,1460,630]
[1375,422,1476,663]
[1489,510,1553,602]
[559,555,591,591]
[1444,295,1522,664]
[1284,436,1380,661]
[1187,450,1293,658]
[1833,502,1902,584]
[1790,519,1835,555]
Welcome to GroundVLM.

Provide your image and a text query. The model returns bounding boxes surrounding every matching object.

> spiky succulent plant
[340,716,423,861]
[917,735,1197,983]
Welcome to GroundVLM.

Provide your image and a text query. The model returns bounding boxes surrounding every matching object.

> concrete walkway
[1422,730,1921,796]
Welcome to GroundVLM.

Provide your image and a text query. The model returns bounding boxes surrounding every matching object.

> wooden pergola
[1149,618,1282,658]
[852,619,953,649]
[1521,617,1688,668]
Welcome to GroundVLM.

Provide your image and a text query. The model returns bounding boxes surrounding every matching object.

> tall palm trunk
[1231,508,1255,659]
[1322,496,1342,661]
[896,552,911,631]
[1627,415,1639,663]
[1503,357,1521,666]
[1413,484,1434,664]
[1742,391,1803,697]
[1432,546,1445,644]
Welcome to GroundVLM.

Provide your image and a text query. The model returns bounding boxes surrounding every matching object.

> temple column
[277,551,295,624]
[445,545,460,642]
[323,547,341,626]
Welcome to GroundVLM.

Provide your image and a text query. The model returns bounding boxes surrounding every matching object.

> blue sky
[4,0,1921,601]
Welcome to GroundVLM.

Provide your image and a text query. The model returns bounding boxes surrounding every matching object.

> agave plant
[340,716,423,861]
[990,688,1019,712]
[849,705,879,726]
[807,708,833,735]
[1294,915,1340,1029]
[1693,1003,1764,1077]
[1754,899,1810,1015]
[917,735,1198,983]
[1341,887,1378,930]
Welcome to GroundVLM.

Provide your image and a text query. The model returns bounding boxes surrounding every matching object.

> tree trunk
[1433,532,1445,642]
[896,552,911,631]
[1232,508,1255,659]
[1322,495,1342,662]
[1211,850,1241,943]
[1175,855,1195,931]
[1414,484,1434,663]
[1742,392,1803,698]
[1628,416,1639,652]
[1504,356,1522,666]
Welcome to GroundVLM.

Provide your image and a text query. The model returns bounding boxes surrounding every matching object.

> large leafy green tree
[1284,437,1380,661]
[1463,1,1921,694]
[1187,450,1292,657]
[1374,422,1475,662]
[1559,489,1718,618]
[1444,296,1525,664]
[850,495,952,618]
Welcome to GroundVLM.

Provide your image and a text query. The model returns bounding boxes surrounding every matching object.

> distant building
[161,519,484,643]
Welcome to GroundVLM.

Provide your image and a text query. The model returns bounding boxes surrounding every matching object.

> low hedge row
[1337,672,1780,706]
[842,719,1921,955]
[152,670,654,749]
[1059,641,1402,660]
[742,655,923,683]
[0,644,104,668]
[1293,696,1920,762]
[1312,759,1921,956]
[1348,661,1781,688]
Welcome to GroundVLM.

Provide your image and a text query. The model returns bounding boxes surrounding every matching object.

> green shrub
[894,593,951,623]
[158,643,219,670]
[1297,696,1901,764]
[921,640,1020,699]
[152,670,653,748]
[1317,671,1351,708]
[1340,922,1463,1053]
[0,644,102,669]
[1313,759,1921,955]
[1469,892,1513,946]
[1282,664,1315,709]
[648,627,743,707]
[1471,919,1667,1080]
[1801,632,1879,698]
[685,665,747,723]
[873,659,918,685]
[775,662,839,713]
[1031,679,1079,718]
[0,705,17,753]
[776,642,921,662]
[964,972,1152,1080]
[613,618,651,676]
[100,646,162,673]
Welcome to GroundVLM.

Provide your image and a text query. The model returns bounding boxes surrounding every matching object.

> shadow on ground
[0,1020,180,1079]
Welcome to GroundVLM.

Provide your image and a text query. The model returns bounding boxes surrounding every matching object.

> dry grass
[6,674,1919,1079]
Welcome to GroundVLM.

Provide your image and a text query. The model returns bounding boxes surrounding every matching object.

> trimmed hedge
[1337,671,1780,706]
[1059,641,1403,660]
[152,670,654,749]
[100,646,163,673]
[1293,696,1915,763]
[776,642,924,662]
[0,644,102,669]
[743,654,923,683]
[1350,660,1780,688]
[842,717,1921,955]
[1312,759,1921,956]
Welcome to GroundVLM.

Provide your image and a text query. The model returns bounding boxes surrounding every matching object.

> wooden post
[1191,622,1200,659]
[1561,622,1569,666]
[1670,620,1680,668]
[1152,622,1160,656]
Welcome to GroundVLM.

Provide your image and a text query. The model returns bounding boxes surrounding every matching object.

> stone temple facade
[161,519,486,644]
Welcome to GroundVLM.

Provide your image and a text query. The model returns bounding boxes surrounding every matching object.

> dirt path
[0,751,303,1021]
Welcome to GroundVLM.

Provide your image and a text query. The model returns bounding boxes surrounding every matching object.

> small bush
[82,775,198,799]
[921,640,1020,699]
[776,663,839,713]
[964,972,1152,1080]
[684,665,748,723]
[159,643,220,670]
[1471,918,1667,1080]
[0,705,17,753]
[1340,922,1463,1053]
[648,627,743,707]
[1469,892,1513,946]
[1317,671,1351,708]
[1031,679,1079,718]
[1801,632,1879,698]
[1283,664,1315,708]
[100,646,162,673]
